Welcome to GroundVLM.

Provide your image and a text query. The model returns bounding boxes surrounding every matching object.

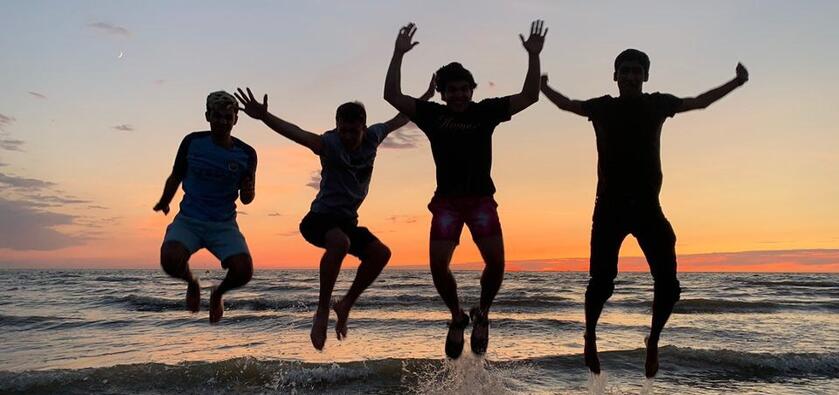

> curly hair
[435,62,477,92]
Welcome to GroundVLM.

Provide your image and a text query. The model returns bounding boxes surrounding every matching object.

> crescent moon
[118,51,124,59]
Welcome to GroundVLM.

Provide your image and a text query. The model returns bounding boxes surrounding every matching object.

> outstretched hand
[420,74,436,100]
[153,202,170,215]
[520,20,548,55]
[394,23,419,54]
[735,63,749,85]
[235,88,268,120]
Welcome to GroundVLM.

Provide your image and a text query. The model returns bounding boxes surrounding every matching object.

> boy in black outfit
[541,49,748,377]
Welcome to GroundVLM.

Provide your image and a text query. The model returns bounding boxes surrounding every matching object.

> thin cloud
[306,171,321,190]
[153,79,166,85]
[268,212,283,217]
[0,172,55,190]
[22,194,91,205]
[276,230,299,237]
[112,124,134,132]
[0,197,86,251]
[88,22,131,37]
[28,92,47,100]
[0,113,15,131]
[380,124,423,149]
[0,138,24,151]
[87,205,108,210]
[386,215,420,224]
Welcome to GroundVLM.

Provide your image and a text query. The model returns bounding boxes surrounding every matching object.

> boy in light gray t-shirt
[235,79,433,350]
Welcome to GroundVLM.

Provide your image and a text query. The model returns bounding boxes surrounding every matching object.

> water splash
[404,354,511,394]
[586,371,607,395]
[640,377,655,395]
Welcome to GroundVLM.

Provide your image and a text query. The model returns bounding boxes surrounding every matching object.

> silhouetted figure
[154,91,257,324]
[541,49,749,377]
[236,81,434,351]
[384,21,548,359]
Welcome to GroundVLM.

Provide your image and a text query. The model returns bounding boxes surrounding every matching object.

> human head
[205,91,239,133]
[335,101,367,149]
[435,62,477,112]
[613,49,650,96]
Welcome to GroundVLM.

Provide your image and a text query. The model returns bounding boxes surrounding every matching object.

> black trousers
[586,199,681,305]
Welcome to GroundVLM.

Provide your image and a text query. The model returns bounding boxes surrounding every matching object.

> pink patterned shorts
[428,195,503,243]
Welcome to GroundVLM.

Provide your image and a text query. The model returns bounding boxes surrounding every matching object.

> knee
[586,277,615,305]
[429,256,451,273]
[375,243,392,264]
[482,259,505,276]
[654,278,681,304]
[225,255,254,286]
[324,233,351,255]
[160,242,188,276]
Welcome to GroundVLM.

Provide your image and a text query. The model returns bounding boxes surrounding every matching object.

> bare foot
[584,332,601,374]
[186,280,200,313]
[645,336,659,378]
[469,307,489,355]
[209,287,223,324]
[332,299,350,341]
[445,310,469,359]
[310,309,329,350]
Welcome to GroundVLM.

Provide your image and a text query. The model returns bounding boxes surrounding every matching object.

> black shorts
[299,211,379,258]
[589,198,678,283]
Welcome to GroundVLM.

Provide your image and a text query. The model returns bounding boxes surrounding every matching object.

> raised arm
[677,63,749,113]
[384,23,420,117]
[540,74,587,116]
[235,88,323,155]
[383,74,436,133]
[508,20,548,115]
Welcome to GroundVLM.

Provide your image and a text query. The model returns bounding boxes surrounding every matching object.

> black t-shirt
[581,93,683,201]
[411,97,512,197]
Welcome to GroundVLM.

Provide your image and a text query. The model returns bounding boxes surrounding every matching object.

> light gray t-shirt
[310,123,388,218]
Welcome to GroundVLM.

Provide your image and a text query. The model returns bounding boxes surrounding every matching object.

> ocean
[0,269,836,394]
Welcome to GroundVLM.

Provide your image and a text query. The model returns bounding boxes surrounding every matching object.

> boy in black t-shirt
[541,49,749,377]
[384,21,547,359]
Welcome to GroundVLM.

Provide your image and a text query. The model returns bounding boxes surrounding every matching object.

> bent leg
[474,235,504,314]
[431,239,470,358]
[635,210,680,377]
[430,240,461,317]
[210,253,254,323]
[160,241,193,281]
[471,234,504,355]
[160,241,200,312]
[311,228,350,349]
[585,207,626,373]
[466,197,505,316]
[334,239,391,340]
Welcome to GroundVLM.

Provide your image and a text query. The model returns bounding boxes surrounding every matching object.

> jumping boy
[540,49,748,377]
[384,21,547,359]
[235,80,434,350]
[154,91,257,324]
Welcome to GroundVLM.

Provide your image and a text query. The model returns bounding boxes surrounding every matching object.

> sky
[1,1,838,271]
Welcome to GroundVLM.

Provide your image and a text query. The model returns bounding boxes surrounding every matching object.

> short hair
[435,62,477,93]
[206,91,238,113]
[614,49,650,75]
[335,101,366,123]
